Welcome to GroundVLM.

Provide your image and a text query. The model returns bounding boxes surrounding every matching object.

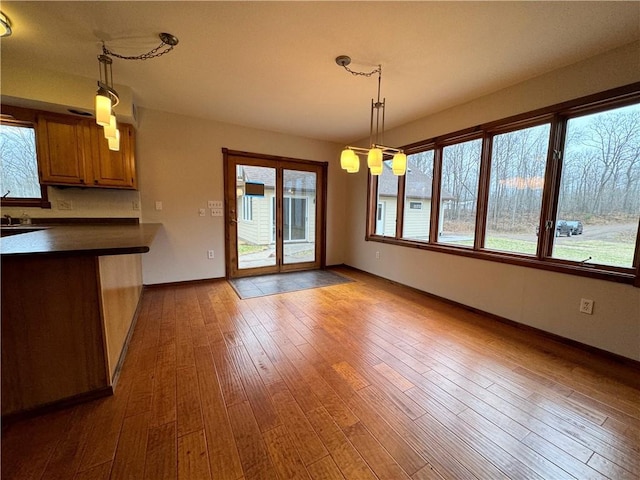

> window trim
[0,115,51,209]
[366,82,640,286]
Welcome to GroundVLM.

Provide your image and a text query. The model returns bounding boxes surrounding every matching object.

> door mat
[228,269,353,299]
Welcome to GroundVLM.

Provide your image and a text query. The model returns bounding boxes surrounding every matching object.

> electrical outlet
[579,298,594,315]
[207,200,215,209]
[211,208,223,217]
[155,201,163,211]
[375,251,380,259]
[207,250,215,259]
[132,200,140,211]
[212,200,223,209]
[57,199,73,210]
[199,208,206,217]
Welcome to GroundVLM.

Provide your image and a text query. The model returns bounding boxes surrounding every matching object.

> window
[366,82,640,286]
[438,138,482,247]
[0,120,50,208]
[402,150,434,242]
[485,123,551,255]
[241,195,253,221]
[552,103,640,268]
[375,161,398,237]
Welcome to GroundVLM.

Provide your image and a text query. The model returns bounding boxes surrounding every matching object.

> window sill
[365,235,636,286]
[1,198,52,209]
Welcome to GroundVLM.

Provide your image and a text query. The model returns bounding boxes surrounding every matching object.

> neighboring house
[236,166,316,247]
[376,163,455,239]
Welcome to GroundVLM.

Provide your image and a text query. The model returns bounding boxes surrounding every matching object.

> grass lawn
[448,237,634,268]
[238,244,270,255]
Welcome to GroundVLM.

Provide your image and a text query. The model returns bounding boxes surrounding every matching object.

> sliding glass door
[224,150,326,278]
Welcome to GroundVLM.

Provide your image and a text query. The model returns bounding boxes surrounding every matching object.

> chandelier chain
[341,64,381,77]
[101,41,175,61]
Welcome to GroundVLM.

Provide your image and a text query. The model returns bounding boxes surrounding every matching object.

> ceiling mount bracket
[335,55,351,68]
[159,32,179,47]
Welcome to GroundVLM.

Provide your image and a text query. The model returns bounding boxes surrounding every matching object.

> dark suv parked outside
[562,220,583,235]
[536,220,583,237]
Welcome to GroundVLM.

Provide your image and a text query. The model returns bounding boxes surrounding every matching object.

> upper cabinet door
[91,123,137,189]
[37,114,89,186]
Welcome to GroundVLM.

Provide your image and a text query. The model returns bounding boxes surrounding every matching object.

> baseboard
[337,264,640,371]
[109,291,145,390]
[144,276,226,289]
[1,386,113,428]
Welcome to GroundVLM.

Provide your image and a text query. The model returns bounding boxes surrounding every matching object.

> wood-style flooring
[2,267,639,479]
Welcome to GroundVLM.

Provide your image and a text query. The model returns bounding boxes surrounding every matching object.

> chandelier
[95,33,179,151]
[0,11,12,37]
[336,55,406,176]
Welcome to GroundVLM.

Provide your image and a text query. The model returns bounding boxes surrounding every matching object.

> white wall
[136,107,345,285]
[344,41,640,361]
[1,187,141,221]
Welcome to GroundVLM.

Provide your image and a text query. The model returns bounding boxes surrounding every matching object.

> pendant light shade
[108,128,120,151]
[370,162,383,176]
[104,114,117,139]
[340,149,355,169]
[392,152,407,176]
[367,148,383,169]
[346,154,360,173]
[95,89,112,126]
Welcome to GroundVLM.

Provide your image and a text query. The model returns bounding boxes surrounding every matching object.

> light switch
[199,208,206,217]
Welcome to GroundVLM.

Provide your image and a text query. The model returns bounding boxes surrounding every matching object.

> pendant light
[94,33,179,150]
[336,55,406,176]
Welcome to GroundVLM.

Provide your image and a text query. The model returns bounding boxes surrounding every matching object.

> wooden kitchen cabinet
[37,113,91,186]
[91,123,137,189]
[37,112,137,189]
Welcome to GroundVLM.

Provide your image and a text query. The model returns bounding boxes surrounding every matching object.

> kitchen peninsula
[1,221,160,419]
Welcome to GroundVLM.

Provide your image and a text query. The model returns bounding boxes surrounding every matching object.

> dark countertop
[0,223,161,258]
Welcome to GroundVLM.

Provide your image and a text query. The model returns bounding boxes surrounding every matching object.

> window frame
[366,82,640,287]
[0,111,51,209]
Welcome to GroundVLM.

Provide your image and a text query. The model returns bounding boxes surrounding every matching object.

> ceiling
[2,1,639,144]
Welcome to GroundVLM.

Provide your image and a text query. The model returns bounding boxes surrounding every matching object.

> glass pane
[552,103,640,268]
[438,138,482,247]
[485,124,550,255]
[236,165,276,270]
[375,161,398,237]
[283,169,316,264]
[0,124,41,199]
[402,151,434,242]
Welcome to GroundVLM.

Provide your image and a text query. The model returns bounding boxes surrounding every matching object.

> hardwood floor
[2,267,639,479]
